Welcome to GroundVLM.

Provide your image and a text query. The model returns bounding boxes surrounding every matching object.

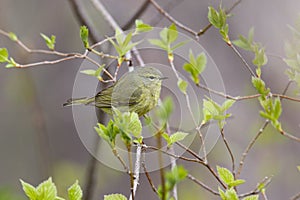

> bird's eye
[148,76,156,80]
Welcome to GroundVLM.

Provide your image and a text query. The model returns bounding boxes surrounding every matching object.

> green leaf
[40,33,56,50]
[168,23,178,44]
[9,32,18,41]
[68,180,82,200]
[242,195,259,200]
[229,179,245,187]
[208,6,226,29]
[218,187,226,200]
[162,132,171,144]
[297,166,300,172]
[107,36,123,56]
[233,35,253,51]
[253,48,268,67]
[95,120,119,147]
[0,48,9,62]
[208,6,220,28]
[169,132,189,146]
[104,193,127,200]
[221,99,236,112]
[80,26,89,48]
[160,27,168,44]
[273,97,282,119]
[135,20,153,33]
[127,112,142,137]
[183,50,207,84]
[177,78,188,94]
[251,77,269,96]
[148,39,168,51]
[20,180,37,200]
[226,188,239,200]
[115,29,124,46]
[36,177,57,200]
[122,32,133,49]
[80,69,96,76]
[217,166,234,186]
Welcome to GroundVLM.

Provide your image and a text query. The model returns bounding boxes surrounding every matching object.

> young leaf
[183,50,207,84]
[20,180,37,200]
[253,48,268,67]
[127,112,142,137]
[148,39,168,51]
[221,99,236,112]
[80,26,89,48]
[297,166,300,172]
[40,33,56,50]
[226,188,239,200]
[0,48,9,62]
[218,187,226,200]
[80,69,97,76]
[9,32,18,41]
[135,20,153,33]
[68,180,82,200]
[169,132,189,146]
[36,177,57,200]
[217,166,234,186]
[177,78,188,94]
[242,195,259,200]
[168,23,178,44]
[104,193,127,200]
[229,179,246,187]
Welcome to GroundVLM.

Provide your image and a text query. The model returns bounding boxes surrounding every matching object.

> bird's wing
[95,79,143,108]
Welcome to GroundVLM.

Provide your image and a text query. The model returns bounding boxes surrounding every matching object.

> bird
[63,66,166,116]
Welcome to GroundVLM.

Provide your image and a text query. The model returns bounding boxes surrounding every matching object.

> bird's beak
[159,77,168,80]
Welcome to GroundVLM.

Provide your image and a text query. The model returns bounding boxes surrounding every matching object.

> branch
[187,174,219,196]
[220,128,235,177]
[130,144,142,200]
[238,176,272,198]
[236,120,269,178]
[229,43,256,77]
[141,147,158,195]
[149,0,197,37]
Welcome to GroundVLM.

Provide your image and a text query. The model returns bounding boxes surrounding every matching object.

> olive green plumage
[63,66,165,116]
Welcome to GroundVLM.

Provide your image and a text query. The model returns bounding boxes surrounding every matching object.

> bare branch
[236,120,269,178]
[220,128,236,177]
[187,174,219,196]
[149,0,197,37]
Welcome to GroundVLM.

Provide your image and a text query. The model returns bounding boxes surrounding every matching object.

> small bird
[63,66,166,116]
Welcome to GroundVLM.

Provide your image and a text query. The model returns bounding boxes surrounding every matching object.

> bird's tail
[63,97,95,107]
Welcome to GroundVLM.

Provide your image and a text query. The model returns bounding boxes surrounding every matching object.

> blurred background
[0,0,300,199]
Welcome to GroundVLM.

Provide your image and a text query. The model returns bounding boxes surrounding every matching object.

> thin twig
[149,0,198,37]
[187,174,219,196]
[238,176,272,198]
[122,0,151,30]
[141,147,158,194]
[149,0,183,26]
[169,59,208,163]
[291,192,300,200]
[220,128,235,178]
[156,130,166,200]
[112,148,129,173]
[236,120,269,178]
[229,44,256,77]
